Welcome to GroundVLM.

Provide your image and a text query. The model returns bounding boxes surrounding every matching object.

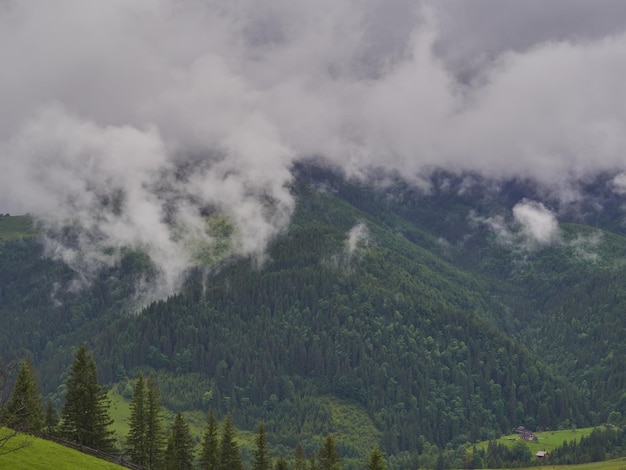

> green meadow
[0,429,125,470]
[478,427,596,455]
[0,215,34,245]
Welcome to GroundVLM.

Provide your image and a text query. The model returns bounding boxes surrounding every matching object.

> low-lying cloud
[512,200,560,247]
[1,0,626,299]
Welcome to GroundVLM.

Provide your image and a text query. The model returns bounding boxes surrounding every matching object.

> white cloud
[2,0,626,299]
[512,200,560,246]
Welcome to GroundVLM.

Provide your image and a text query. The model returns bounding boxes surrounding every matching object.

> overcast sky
[1,0,626,297]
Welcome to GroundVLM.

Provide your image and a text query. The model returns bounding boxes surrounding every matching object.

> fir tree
[44,398,59,434]
[60,345,114,451]
[126,373,148,466]
[146,374,166,469]
[252,422,271,470]
[367,444,386,470]
[2,359,43,433]
[319,434,341,470]
[219,415,243,470]
[199,409,219,470]
[294,442,307,470]
[164,412,194,470]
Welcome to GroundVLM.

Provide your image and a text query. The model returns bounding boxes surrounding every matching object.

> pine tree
[44,398,59,434]
[164,412,194,470]
[199,409,219,470]
[294,442,307,470]
[2,359,43,433]
[252,422,271,470]
[218,415,243,470]
[318,434,341,470]
[367,444,386,470]
[146,374,165,469]
[60,345,114,451]
[126,373,148,466]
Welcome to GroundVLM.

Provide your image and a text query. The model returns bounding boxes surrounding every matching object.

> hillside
[2,165,626,466]
[0,428,125,470]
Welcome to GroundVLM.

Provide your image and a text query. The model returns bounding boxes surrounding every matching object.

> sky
[1,0,626,298]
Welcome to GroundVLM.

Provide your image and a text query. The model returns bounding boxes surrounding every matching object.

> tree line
[0,347,387,469]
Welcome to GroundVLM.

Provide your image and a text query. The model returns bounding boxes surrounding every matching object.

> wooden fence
[38,433,146,470]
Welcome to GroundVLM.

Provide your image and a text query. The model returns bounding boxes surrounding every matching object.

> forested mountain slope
[2,165,626,462]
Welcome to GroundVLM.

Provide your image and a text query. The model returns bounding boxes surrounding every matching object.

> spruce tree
[2,359,43,433]
[60,345,114,451]
[146,374,166,469]
[252,422,271,470]
[294,442,307,470]
[367,444,386,470]
[319,434,341,470]
[44,398,59,434]
[199,409,219,470]
[126,373,148,465]
[218,415,243,470]
[164,412,194,470]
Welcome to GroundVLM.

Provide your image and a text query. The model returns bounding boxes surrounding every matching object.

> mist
[2,0,626,299]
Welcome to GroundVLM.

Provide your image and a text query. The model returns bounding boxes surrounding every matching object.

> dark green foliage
[8,166,626,465]
[367,444,386,470]
[126,373,148,465]
[550,427,626,465]
[219,415,243,470]
[319,434,340,470]
[44,398,59,434]
[484,440,531,468]
[274,455,288,470]
[2,359,43,433]
[294,442,307,470]
[164,412,194,470]
[199,409,219,470]
[253,422,271,470]
[60,345,114,452]
[146,374,166,469]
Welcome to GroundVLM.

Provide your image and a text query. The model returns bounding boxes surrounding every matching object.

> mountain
[2,163,626,465]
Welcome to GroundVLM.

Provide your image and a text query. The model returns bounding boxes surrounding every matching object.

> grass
[490,458,626,469]
[0,215,35,245]
[477,427,596,454]
[108,387,208,445]
[0,428,125,469]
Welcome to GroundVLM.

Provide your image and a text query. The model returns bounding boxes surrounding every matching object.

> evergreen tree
[199,409,219,470]
[294,442,307,470]
[2,359,43,433]
[219,415,243,470]
[126,373,148,466]
[44,398,59,434]
[60,345,114,451]
[253,422,271,470]
[274,455,288,470]
[146,374,166,469]
[164,412,194,470]
[319,434,341,470]
[367,444,386,470]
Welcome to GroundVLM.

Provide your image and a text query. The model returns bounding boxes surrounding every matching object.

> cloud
[2,0,626,299]
[470,200,560,250]
[346,223,369,256]
[512,200,560,246]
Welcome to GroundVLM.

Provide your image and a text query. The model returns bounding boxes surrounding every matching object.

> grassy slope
[0,429,125,470]
[477,427,596,454]
[491,459,626,470]
[0,215,34,245]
